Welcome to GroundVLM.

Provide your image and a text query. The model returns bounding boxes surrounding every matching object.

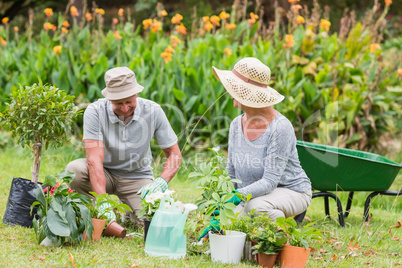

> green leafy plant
[88,192,132,221]
[2,80,79,183]
[31,171,92,245]
[276,217,323,249]
[249,218,287,255]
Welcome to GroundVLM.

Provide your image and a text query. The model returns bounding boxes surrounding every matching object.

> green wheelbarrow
[294,141,402,227]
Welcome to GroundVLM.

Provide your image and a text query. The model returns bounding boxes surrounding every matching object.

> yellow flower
[70,6,79,17]
[62,20,70,28]
[13,26,19,32]
[85,12,93,21]
[204,21,213,31]
[113,31,122,40]
[224,48,232,55]
[210,15,220,26]
[319,19,331,31]
[176,24,187,35]
[151,19,162,33]
[225,23,236,30]
[219,11,230,20]
[61,27,68,34]
[171,14,183,24]
[283,34,295,47]
[158,10,168,18]
[296,15,305,24]
[143,19,153,30]
[161,51,172,63]
[53,45,62,54]
[43,22,53,31]
[292,5,302,13]
[202,16,210,23]
[370,43,381,52]
[397,68,402,77]
[1,17,9,25]
[288,0,300,3]
[113,18,119,24]
[95,8,105,15]
[165,45,175,53]
[385,0,392,6]
[118,8,124,17]
[248,12,259,25]
[0,37,6,46]
[44,8,53,18]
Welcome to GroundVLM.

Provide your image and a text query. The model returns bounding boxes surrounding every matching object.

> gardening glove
[197,216,220,241]
[226,190,242,206]
[99,202,116,222]
[138,176,168,199]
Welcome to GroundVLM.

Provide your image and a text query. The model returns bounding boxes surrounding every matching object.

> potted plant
[2,81,79,227]
[249,219,287,268]
[30,171,93,246]
[85,192,133,241]
[276,217,323,268]
[189,148,251,264]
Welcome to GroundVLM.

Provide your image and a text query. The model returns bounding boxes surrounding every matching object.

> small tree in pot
[2,80,80,227]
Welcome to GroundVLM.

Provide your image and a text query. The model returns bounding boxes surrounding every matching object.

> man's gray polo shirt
[83,97,178,179]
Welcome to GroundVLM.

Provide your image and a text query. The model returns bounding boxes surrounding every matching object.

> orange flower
[113,18,119,24]
[225,23,236,30]
[143,19,153,29]
[118,8,124,17]
[296,15,305,24]
[61,27,68,34]
[210,15,220,26]
[0,37,6,46]
[85,12,93,21]
[319,19,331,31]
[224,48,232,55]
[70,6,79,17]
[95,8,105,15]
[151,19,162,33]
[283,34,295,47]
[13,26,19,32]
[43,22,54,31]
[370,43,381,52]
[202,16,210,23]
[44,8,53,18]
[161,51,172,63]
[176,23,187,34]
[1,17,9,25]
[248,12,259,25]
[62,20,70,28]
[114,31,122,40]
[292,5,302,13]
[219,11,230,20]
[165,45,175,53]
[52,25,57,32]
[204,21,213,31]
[53,45,62,54]
[158,10,168,18]
[398,68,402,76]
[385,0,392,6]
[170,35,181,47]
[288,0,300,3]
[171,14,183,24]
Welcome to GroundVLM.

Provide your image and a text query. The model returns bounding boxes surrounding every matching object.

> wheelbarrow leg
[313,192,345,227]
[324,196,330,217]
[364,191,402,222]
[344,192,354,218]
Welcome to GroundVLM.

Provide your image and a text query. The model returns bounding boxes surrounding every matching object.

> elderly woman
[213,57,312,220]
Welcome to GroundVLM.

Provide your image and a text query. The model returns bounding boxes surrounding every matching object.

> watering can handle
[157,196,176,211]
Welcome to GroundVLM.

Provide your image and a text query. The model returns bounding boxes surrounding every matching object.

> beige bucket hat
[101,67,144,100]
[213,57,284,108]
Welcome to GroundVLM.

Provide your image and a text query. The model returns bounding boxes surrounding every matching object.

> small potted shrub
[85,192,132,241]
[31,171,93,246]
[2,81,79,227]
[276,217,323,268]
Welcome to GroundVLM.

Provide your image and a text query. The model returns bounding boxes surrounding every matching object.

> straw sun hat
[213,57,284,108]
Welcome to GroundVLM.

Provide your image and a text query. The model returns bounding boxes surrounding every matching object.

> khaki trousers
[235,187,312,220]
[66,158,152,223]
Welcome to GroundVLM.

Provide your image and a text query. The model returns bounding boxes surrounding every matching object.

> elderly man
[66,67,181,223]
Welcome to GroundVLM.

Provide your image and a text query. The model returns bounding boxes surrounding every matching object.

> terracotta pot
[104,220,126,238]
[144,220,151,242]
[277,245,311,268]
[83,218,107,242]
[257,252,279,268]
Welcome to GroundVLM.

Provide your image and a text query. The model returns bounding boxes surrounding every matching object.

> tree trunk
[31,142,42,183]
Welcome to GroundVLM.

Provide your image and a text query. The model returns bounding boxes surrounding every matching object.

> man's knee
[245,199,285,220]
[65,158,90,192]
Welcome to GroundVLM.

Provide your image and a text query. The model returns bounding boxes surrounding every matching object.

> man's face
[110,94,138,117]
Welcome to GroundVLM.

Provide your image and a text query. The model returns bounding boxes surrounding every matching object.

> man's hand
[99,202,116,222]
[138,177,168,199]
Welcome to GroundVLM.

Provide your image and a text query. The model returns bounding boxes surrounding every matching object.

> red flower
[67,189,74,193]
[43,186,50,192]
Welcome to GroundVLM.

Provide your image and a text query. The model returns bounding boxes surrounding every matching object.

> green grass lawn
[0,143,401,267]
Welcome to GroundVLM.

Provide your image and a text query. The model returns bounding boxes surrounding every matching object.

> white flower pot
[209,231,246,264]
